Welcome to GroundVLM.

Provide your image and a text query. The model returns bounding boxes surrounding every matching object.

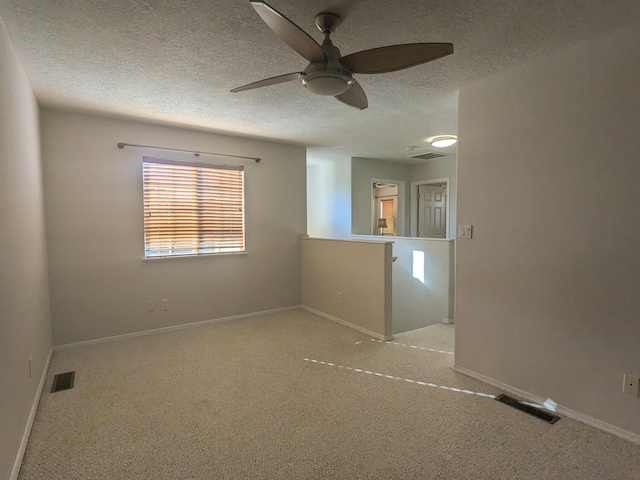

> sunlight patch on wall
[412,250,425,283]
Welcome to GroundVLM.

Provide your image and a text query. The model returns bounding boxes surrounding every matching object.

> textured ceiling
[1,1,639,162]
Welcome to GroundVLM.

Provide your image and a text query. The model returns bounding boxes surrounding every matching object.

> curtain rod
[116,142,261,163]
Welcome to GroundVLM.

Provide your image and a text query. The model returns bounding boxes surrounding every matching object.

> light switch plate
[458,224,473,239]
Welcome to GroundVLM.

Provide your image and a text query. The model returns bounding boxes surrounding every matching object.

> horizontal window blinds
[143,158,245,258]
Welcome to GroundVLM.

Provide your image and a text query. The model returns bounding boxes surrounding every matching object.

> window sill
[143,251,247,261]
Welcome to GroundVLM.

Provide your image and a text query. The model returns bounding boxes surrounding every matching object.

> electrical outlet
[161,299,169,310]
[147,300,155,311]
[338,292,344,303]
[623,374,640,396]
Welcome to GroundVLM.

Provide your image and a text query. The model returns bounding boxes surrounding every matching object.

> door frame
[370,178,405,236]
[410,177,450,238]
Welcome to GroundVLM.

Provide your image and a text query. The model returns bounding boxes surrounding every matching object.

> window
[143,157,245,258]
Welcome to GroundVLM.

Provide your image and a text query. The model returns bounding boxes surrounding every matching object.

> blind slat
[143,158,245,258]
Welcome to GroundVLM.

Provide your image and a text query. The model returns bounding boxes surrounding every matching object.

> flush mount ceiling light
[430,136,457,148]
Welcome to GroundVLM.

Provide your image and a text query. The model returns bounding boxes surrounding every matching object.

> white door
[417,184,446,238]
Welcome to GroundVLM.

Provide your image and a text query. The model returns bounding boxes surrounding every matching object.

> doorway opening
[371,179,404,236]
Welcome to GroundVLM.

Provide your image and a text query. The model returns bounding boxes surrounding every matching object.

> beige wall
[0,19,52,480]
[301,237,392,339]
[41,110,306,345]
[351,157,411,235]
[456,28,640,437]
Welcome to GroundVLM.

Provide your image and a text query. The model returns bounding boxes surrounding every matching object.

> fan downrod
[314,12,341,34]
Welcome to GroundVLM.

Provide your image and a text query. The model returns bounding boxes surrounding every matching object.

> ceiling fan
[231,1,453,110]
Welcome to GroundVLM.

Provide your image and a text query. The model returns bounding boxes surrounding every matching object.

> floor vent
[51,371,75,393]
[495,394,560,424]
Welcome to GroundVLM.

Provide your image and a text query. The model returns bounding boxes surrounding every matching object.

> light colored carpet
[19,309,640,479]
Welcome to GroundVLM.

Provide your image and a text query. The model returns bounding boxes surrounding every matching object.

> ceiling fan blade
[250,1,326,63]
[340,43,453,74]
[231,72,302,93]
[335,81,368,110]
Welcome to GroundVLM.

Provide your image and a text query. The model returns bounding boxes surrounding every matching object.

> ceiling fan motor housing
[314,12,341,34]
[232,2,453,109]
[301,38,354,96]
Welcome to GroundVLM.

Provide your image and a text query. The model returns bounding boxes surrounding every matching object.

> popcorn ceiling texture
[0,0,639,160]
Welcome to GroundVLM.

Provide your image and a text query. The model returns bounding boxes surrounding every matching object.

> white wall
[41,110,306,345]
[354,236,454,334]
[0,19,52,480]
[306,155,351,238]
[410,156,457,239]
[456,28,640,437]
[390,238,454,333]
[301,237,392,339]
[351,157,410,235]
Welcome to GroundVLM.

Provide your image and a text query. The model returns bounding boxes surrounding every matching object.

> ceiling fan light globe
[304,76,351,96]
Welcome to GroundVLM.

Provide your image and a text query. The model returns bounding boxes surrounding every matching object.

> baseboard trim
[11,347,54,480]
[453,365,640,446]
[54,305,302,350]
[301,306,393,341]
[441,317,455,324]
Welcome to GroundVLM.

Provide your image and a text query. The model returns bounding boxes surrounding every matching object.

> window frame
[142,156,246,259]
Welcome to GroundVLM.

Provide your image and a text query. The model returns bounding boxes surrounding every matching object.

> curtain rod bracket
[116,142,261,163]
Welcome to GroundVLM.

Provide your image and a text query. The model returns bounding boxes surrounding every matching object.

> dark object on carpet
[495,394,560,424]
[51,371,75,393]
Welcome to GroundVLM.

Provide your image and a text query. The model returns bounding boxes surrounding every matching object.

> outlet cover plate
[623,374,640,396]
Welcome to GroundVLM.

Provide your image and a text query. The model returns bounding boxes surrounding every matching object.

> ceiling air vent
[407,152,447,160]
